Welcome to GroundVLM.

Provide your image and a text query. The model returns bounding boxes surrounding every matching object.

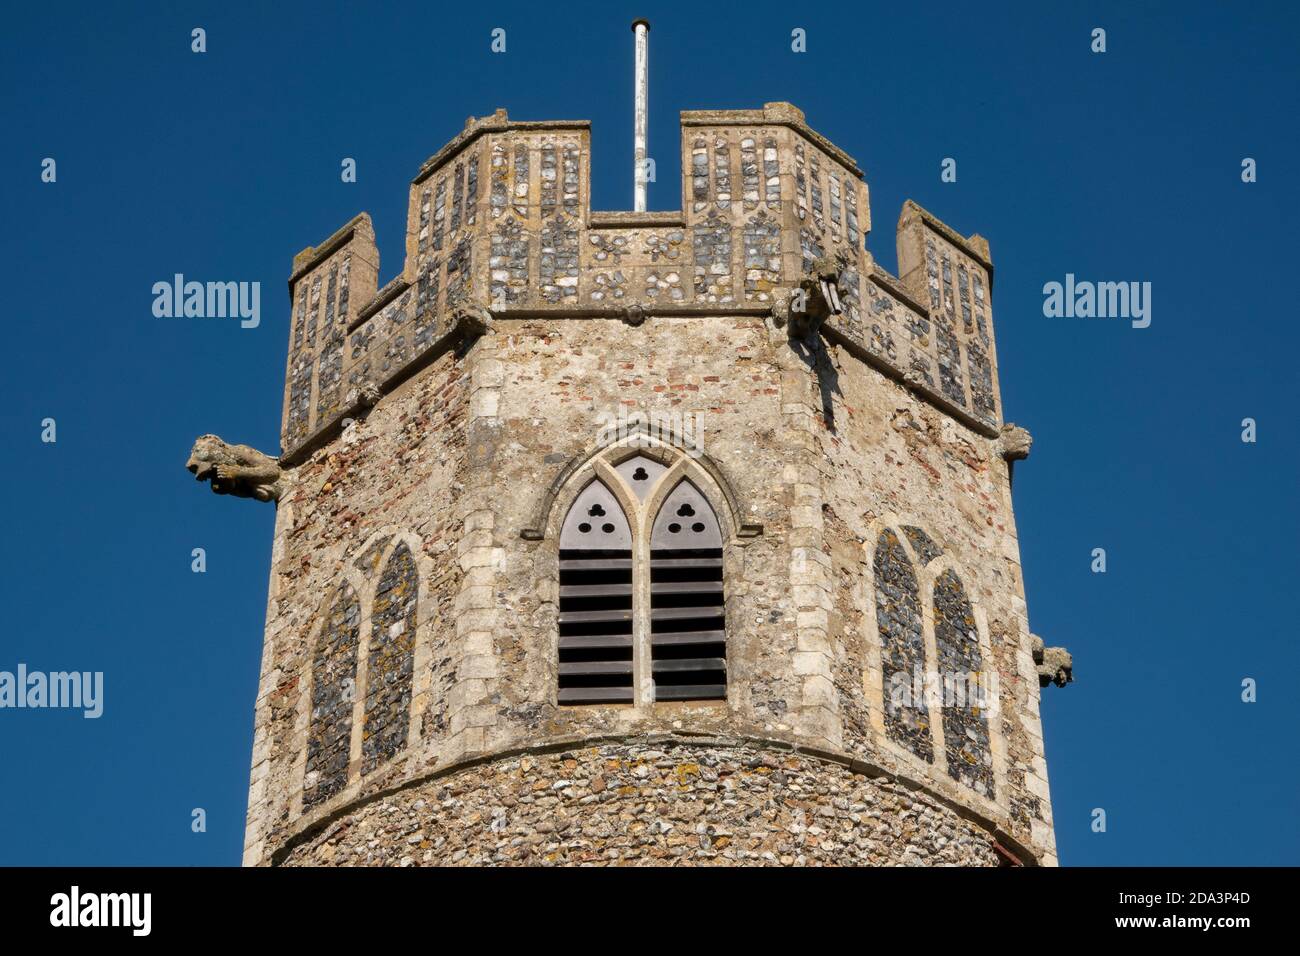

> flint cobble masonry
[282,740,1001,867]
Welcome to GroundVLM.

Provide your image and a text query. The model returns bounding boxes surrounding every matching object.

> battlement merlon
[881,199,1002,431]
[277,105,1006,462]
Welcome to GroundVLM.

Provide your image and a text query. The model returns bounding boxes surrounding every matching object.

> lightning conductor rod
[632,19,650,212]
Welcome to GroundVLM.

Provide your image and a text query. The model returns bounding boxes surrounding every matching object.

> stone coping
[869,262,931,318]
[486,304,772,319]
[267,730,1039,867]
[900,199,995,278]
[589,210,685,229]
[407,102,864,192]
[349,275,410,332]
[412,110,591,186]
[287,212,373,293]
[681,102,864,178]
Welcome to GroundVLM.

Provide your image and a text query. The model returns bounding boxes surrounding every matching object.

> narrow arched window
[362,542,417,775]
[933,568,993,796]
[557,481,634,704]
[648,480,726,701]
[305,582,360,808]
[873,529,933,762]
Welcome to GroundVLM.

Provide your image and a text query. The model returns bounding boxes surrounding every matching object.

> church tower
[188,85,1071,865]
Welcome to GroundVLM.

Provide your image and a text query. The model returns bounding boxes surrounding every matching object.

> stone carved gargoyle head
[186,434,283,503]
[998,423,1033,462]
[1031,634,1074,688]
[784,249,853,339]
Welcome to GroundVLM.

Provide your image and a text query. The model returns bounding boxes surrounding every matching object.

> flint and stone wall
[242,102,1057,868]
[281,739,1001,867]
[277,105,1002,467]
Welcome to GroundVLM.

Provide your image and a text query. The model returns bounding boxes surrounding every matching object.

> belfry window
[557,481,634,705]
[554,456,729,706]
[648,481,726,701]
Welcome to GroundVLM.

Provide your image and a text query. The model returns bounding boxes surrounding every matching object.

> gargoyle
[449,304,495,338]
[770,290,792,329]
[999,423,1033,462]
[786,250,852,338]
[344,379,382,410]
[186,434,283,503]
[1031,634,1073,688]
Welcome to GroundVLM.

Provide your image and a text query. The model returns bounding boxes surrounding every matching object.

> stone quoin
[188,100,1072,867]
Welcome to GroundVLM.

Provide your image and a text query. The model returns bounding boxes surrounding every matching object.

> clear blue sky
[1,1,1296,866]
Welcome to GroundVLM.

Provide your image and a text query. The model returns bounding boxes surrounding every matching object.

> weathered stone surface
[273,108,1005,463]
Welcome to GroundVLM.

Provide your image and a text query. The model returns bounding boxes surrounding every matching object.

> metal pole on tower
[632,19,650,212]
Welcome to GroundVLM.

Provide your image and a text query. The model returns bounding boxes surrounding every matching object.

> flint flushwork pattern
[304,583,360,808]
[362,543,418,775]
[933,569,994,798]
[873,529,933,762]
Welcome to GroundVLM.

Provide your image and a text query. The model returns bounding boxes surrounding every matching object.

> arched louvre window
[305,582,360,808]
[649,480,726,701]
[557,481,634,704]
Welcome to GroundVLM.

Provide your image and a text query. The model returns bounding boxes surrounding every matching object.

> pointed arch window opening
[557,480,635,705]
[872,528,934,762]
[869,523,996,797]
[556,470,728,706]
[648,480,727,702]
[361,542,418,776]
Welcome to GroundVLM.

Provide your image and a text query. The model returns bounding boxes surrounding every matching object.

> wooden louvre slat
[560,557,634,571]
[652,657,726,674]
[560,583,634,598]
[558,607,635,624]
[650,580,723,595]
[649,556,723,569]
[649,605,725,621]
[558,687,634,705]
[650,629,727,647]
[559,660,634,677]
[559,633,634,651]
[654,684,727,702]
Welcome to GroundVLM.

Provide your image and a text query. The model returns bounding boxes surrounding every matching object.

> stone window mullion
[631,505,654,709]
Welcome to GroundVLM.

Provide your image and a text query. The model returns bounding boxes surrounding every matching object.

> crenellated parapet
[278,103,1005,462]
